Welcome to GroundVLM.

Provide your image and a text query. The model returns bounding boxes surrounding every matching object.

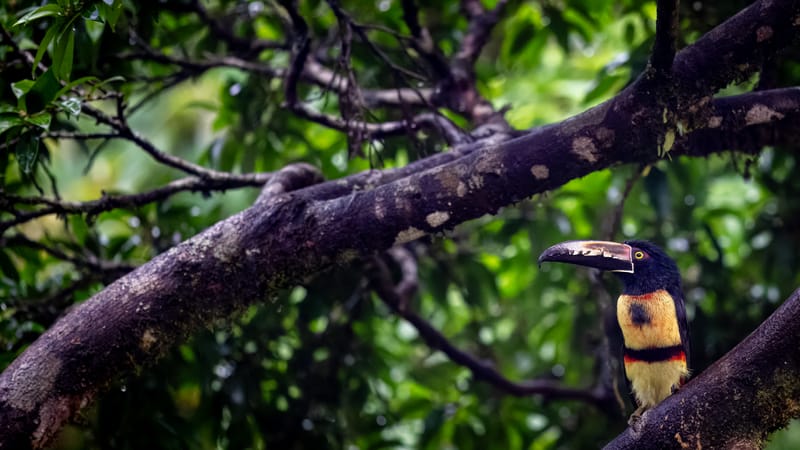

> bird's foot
[628,406,649,433]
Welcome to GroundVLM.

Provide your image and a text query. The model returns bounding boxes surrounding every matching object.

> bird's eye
[634,251,645,260]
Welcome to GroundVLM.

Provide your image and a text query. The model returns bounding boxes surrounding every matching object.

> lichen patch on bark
[745,104,785,125]
[708,116,723,128]
[3,351,62,412]
[374,201,386,220]
[530,165,549,180]
[426,211,450,228]
[571,136,599,163]
[394,227,425,245]
[756,26,773,42]
[456,181,468,197]
[594,127,615,148]
[434,165,462,194]
[474,152,505,177]
[140,329,158,352]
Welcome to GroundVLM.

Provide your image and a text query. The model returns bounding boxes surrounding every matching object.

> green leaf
[11,80,35,99]
[24,69,61,112]
[0,251,20,283]
[0,113,24,135]
[69,215,90,245]
[25,112,52,131]
[97,0,123,31]
[84,18,105,42]
[15,132,40,175]
[53,27,76,80]
[13,4,62,27]
[53,75,100,100]
[33,22,61,78]
[0,140,9,186]
[584,73,627,105]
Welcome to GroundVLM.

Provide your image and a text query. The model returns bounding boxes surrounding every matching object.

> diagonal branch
[79,104,241,180]
[189,0,287,55]
[369,250,616,408]
[454,0,509,68]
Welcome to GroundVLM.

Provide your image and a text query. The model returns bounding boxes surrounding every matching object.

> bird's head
[538,239,682,296]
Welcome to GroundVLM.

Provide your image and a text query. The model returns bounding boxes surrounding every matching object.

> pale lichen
[708,116,723,128]
[745,104,784,125]
[426,211,450,228]
[394,227,425,245]
[756,26,773,42]
[374,201,386,220]
[456,181,468,197]
[530,165,549,180]
[594,127,615,148]
[5,350,61,412]
[572,136,599,163]
[474,152,504,176]
[140,329,158,352]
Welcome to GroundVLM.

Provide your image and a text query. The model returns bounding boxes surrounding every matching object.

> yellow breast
[616,289,682,350]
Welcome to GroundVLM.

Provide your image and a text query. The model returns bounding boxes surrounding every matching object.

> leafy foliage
[1,0,799,449]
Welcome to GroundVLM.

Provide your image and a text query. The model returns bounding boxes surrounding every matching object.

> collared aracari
[538,240,690,423]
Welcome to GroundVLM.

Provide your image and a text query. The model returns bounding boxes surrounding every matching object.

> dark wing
[604,304,635,412]
[671,286,691,378]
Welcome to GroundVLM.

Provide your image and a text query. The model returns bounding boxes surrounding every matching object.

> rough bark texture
[1,0,800,448]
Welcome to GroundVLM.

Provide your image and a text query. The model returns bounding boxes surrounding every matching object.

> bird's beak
[538,240,635,273]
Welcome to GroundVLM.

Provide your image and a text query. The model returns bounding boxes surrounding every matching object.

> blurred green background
[2,0,800,448]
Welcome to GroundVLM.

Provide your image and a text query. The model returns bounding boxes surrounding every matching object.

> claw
[628,406,648,433]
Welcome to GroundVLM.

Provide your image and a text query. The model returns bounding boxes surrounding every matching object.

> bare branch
[369,253,616,408]
[0,174,270,233]
[650,0,680,74]
[257,163,324,205]
[1,234,135,275]
[400,0,451,78]
[602,166,646,241]
[189,0,287,55]
[454,0,508,67]
[79,104,238,180]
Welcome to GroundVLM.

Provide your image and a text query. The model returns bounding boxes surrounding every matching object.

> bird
[537,240,690,425]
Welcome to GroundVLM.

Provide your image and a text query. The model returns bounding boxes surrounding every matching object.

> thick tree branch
[672,0,799,98]
[257,163,324,205]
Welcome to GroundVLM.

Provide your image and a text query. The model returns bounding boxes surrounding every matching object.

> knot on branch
[257,163,324,205]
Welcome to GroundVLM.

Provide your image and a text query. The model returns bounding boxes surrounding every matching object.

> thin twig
[1,234,135,274]
[0,174,270,233]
